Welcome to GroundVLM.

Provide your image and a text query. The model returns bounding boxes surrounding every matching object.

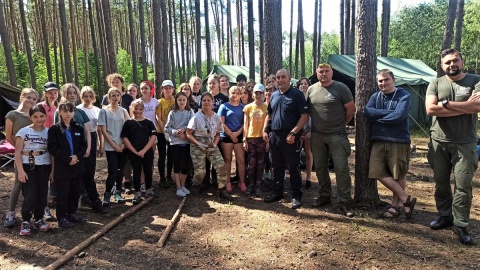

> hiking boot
[219,189,233,201]
[312,197,331,207]
[132,192,143,205]
[58,218,76,229]
[4,210,16,228]
[92,199,108,214]
[181,186,190,195]
[80,194,92,207]
[254,186,263,197]
[102,192,111,207]
[159,179,170,189]
[245,185,254,195]
[34,219,51,231]
[114,191,126,204]
[68,213,86,223]
[339,203,355,217]
[44,207,57,221]
[145,188,159,198]
[19,221,31,236]
[176,188,187,198]
[140,183,146,193]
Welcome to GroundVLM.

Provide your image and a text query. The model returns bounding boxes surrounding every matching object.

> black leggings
[157,133,173,180]
[21,164,50,221]
[129,150,154,191]
[105,151,127,192]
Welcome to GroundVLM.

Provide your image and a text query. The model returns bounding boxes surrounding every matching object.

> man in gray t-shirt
[306,63,355,217]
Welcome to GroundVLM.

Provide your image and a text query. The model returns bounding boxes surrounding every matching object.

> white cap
[253,84,265,92]
[161,80,174,87]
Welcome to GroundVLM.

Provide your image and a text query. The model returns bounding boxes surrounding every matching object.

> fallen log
[158,196,187,247]
[44,196,154,270]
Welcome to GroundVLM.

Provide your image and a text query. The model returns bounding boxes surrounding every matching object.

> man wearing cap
[306,63,355,217]
[243,83,268,196]
[263,69,309,209]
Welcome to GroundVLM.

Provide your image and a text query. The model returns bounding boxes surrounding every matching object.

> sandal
[403,195,417,219]
[226,182,232,192]
[382,205,400,218]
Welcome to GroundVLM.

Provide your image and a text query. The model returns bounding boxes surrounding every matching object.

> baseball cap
[161,80,174,88]
[44,82,59,92]
[253,84,265,92]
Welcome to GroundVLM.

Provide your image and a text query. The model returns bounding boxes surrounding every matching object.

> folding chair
[0,140,15,168]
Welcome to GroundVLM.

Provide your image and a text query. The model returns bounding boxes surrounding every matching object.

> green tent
[323,55,436,126]
[0,81,21,128]
[207,65,260,84]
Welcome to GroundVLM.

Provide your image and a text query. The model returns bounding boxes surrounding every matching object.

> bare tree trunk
[82,0,90,86]
[95,0,108,86]
[228,0,234,65]
[312,0,319,73]
[87,0,103,97]
[294,23,299,78]
[127,0,138,83]
[437,0,457,77]
[258,0,264,82]
[160,0,169,80]
[344,0,351,54]
[247,0,255,80]
[339,0,345,54]
[7,0,18,53]
[263,0,282,79]
[349,0,355,54]
[380,0,390,57]
[101,0,117,74]
[239,0,245,66]
[173,0,183,82]
[152,0,164,93]
[317,0,323,62]
[37,0,52,82]
[226,0,231,64]
[0,0,16,86]
[68,0,79,85]
[138,0,148,81]
[298,0,305,77]
[179,0,186,80]
[454,0,464,51]
[19,0,36,88]
[288,0,293,72]
[354,0,379,205]
[184,0,191,77]
[168,0,175,82]
[236,0,241,65]
[53,0,60,83]
[194,0,202,77]
[204,0,212,73]
[211,1,221,63]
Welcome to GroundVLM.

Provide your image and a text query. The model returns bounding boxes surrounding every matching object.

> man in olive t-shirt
[425,48,480,245]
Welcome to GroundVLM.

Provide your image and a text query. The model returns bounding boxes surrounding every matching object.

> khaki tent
[310,55,437,126]
[0,81,21,128]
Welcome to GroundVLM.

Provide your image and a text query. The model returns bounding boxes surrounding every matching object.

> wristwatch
[442,99,449,108]
[289,131,296,136]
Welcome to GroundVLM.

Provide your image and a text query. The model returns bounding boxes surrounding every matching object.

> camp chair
[0,140,15,168]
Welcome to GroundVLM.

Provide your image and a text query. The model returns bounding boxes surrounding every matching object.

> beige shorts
[369,141,410,180]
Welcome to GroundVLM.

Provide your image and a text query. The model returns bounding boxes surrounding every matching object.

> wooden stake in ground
[158,196,187,247]
[44,197,154,270]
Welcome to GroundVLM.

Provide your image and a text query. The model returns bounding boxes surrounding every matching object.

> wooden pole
[158,196,187,247]
[45,197,154,270]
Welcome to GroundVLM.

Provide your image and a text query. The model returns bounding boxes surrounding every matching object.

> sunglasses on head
[318,63,331,68]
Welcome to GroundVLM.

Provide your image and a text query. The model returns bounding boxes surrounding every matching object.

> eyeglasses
[318,63,331,68]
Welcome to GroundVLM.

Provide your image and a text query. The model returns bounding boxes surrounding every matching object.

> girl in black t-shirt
[121,100,157,204]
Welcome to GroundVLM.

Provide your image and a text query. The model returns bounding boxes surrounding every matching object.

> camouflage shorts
[190,137,227,189]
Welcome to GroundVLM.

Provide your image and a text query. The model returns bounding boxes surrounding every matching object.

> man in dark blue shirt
[263,69,309,209]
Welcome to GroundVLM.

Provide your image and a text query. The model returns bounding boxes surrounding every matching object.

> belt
[22,150,47,156]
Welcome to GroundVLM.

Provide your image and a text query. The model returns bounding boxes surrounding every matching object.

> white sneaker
[181,186,190,195]
[176,188,186,197]
[140,184,146,193]
[3,210,15,228]
[19,221,31,236]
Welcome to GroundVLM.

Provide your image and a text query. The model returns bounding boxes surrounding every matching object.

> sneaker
[219,189,233,201]
[238,182,247,192]
[124,181,134,195]
[312,196,331,207]
[19,221,31,236]
[114,191,126,204]
[181,186,190,195]
[146,188,159,198]
[44,207,57,221]
[176,188,187,198]
[245,185,254,195]
[3,210,16,228]
[140,183,146,193]
[339,203,355,218]
[254,186,263,197]
[92,199,108,214]
[102,192,111,207]
[80,195,93,207]
[132,192,143,205]
[58,218,76,229]
[68,213,86,223]
[34,219,50,231]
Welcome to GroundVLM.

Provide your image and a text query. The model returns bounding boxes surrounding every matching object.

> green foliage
[319,32,340,63]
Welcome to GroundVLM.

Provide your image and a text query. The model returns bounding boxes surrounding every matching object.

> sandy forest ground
[0,134,479,270]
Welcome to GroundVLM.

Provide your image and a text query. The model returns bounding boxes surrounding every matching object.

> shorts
[220,134,243,144]
[369,141,410,180]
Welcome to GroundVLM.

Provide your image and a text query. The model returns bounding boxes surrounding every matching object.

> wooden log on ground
[44,196,154,270]
[158,196,187,247]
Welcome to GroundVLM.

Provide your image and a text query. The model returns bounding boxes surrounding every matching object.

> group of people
[2,48,479,246]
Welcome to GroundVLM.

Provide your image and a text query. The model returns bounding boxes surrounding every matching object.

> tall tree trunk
[0,0,16,86]
[236,0,241,65]
[68,0,79,85]
[37,0,52,82]
[211,1,221,63]
[258,0,264,82]
[228,0,234,65]
[173,0,183,82]
[239,0,245,66]
[344,0,351,54]
[168,0,175,82]
[101,0,117,74]
[184,0,191,77]
[161,0,169,80]
[96,0,108,83]
[82,0,89,86]
[152,0,164,93]
[339,0,345,54]
[7,0,18,53]
[354,0,378,206]
[348,0,356,54]
[220,0,225,62]
[179,0,186,80]
[263,0,282,79]
[380,0,390,57]
[247,0,255,80]
[127,0,138,83]
[437,0,457,77]
[87,0,103,97]
[53,0,60,83]
[288,0,294,72]
[294,24,299,78]
[298,0,305,77]
[454,0,464,51]
[312,0,319,73]
[19,0,36,88]
[204,0,212,73]
[226,0,232,65]
[138,0,148,81]
[194,0,202,77]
